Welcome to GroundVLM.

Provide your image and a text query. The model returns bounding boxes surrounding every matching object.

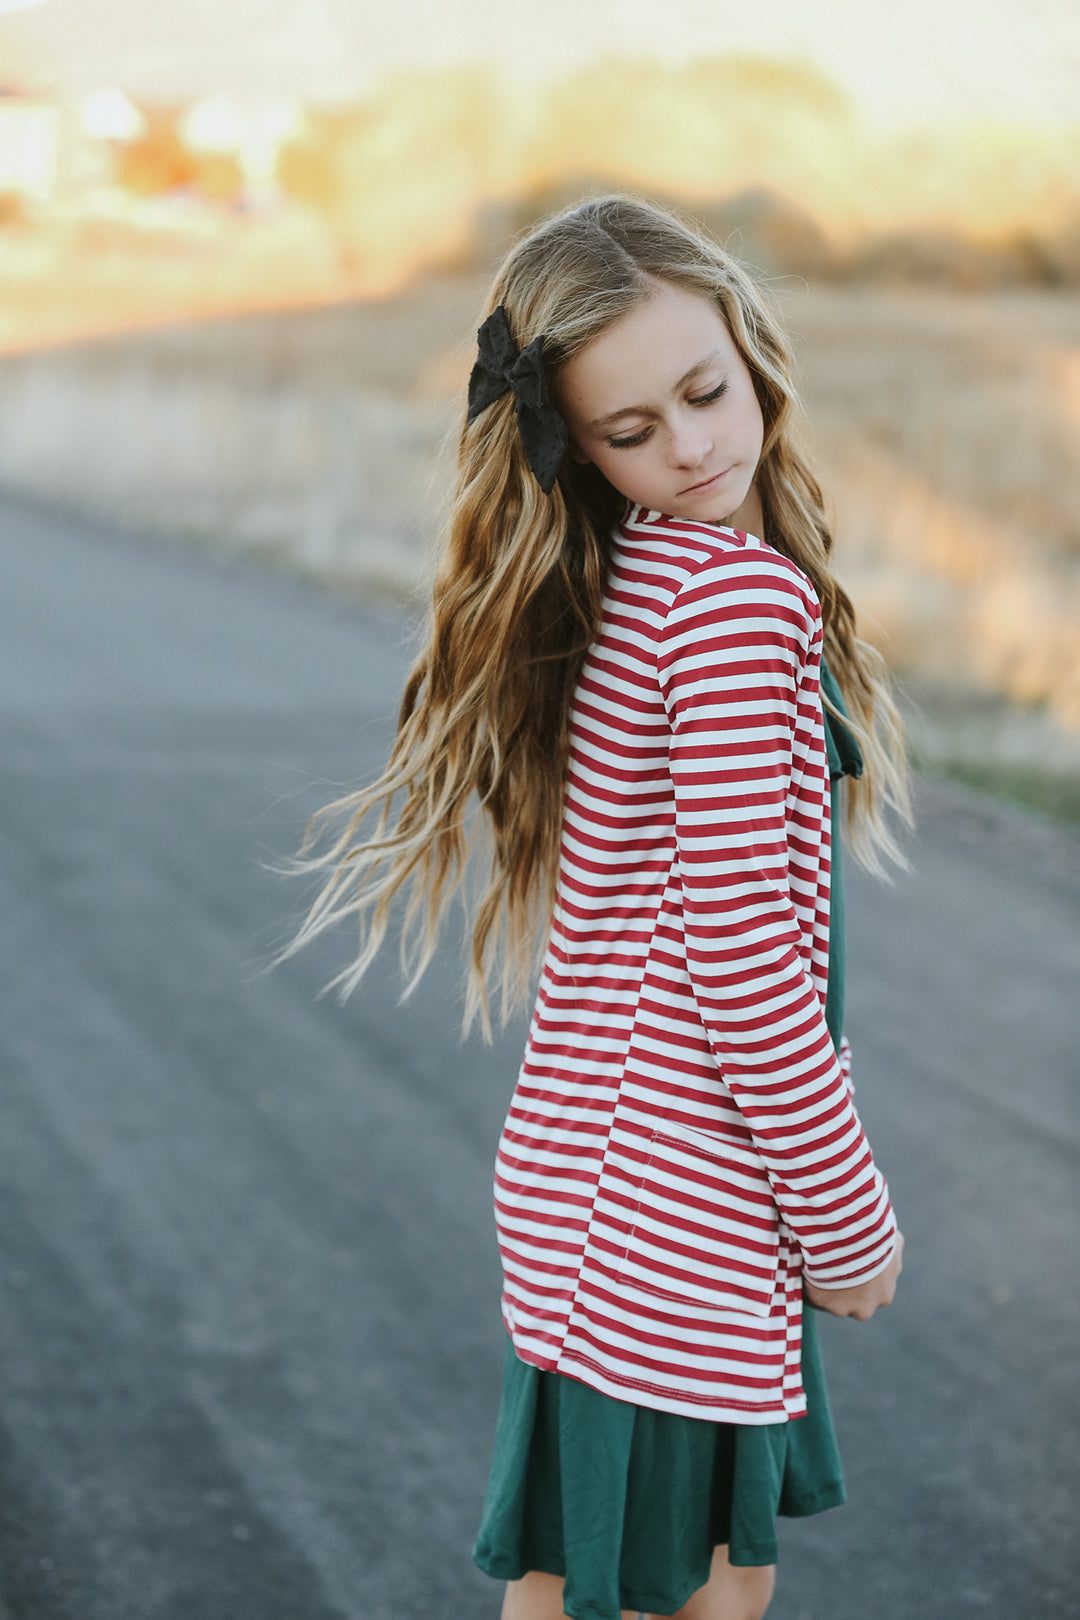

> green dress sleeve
[819,657,863,1051]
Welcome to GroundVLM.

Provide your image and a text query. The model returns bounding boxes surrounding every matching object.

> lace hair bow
[466,305,568,494]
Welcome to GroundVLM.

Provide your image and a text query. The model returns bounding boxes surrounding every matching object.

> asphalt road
[0,493,1077,1620]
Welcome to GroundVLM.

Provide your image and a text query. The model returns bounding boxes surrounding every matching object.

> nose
[667,415,713,470]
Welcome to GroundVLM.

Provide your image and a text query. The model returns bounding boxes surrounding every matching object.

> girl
[287,195,909,1620]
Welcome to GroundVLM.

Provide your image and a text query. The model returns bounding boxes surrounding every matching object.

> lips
[681,466,732,495]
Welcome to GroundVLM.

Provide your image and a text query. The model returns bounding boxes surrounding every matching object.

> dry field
[784,287,1080,709]
[782,284,1080,813]
[0,271,1078,806]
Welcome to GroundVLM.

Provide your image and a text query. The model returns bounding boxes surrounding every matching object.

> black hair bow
[466,305,568,495]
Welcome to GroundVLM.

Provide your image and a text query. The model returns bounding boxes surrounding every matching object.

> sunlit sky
[1,0,1078,129]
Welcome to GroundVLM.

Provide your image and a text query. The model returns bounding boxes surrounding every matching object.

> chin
[689,505,738,526]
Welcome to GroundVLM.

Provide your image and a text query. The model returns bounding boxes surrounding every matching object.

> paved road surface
[0,494,1077,1620]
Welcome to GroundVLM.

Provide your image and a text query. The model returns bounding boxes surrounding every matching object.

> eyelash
[607,382,728,449]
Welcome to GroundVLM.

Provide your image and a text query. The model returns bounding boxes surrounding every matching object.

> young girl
[288,195,908,1620]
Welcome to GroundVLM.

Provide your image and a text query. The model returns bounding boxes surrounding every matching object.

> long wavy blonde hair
[284,194,911,1031]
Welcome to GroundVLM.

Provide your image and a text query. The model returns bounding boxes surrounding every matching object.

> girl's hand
[804,1232,904,1321]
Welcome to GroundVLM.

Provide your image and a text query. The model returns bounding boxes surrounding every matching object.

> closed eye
[608,425,651,449]
[607,381,728,448]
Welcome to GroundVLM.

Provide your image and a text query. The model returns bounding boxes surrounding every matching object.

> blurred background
[0,8,1078,1619]
[1,0,1079,818]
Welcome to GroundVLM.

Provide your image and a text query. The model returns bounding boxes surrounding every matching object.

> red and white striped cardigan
[494,505,897,1423]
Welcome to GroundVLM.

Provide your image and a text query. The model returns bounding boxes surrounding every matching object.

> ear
[567,439,591,466]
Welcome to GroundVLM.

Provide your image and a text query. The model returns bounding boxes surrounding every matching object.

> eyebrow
[586,352,724,432]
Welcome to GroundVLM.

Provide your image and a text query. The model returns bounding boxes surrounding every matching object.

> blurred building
[0,84,59,213]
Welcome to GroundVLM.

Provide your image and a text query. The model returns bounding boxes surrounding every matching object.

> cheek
[749,386,767,449]
[587,444,656,501]
[736,380,765,448]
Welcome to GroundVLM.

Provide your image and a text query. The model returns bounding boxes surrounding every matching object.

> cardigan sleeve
[657,546,897,1289]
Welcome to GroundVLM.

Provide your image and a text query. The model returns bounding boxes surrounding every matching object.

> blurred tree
[190,150,245,204]
[0,189,27,226]
[278,110,345,212]
[530,56,855,210]
[278,66,523,288]
[270,57,1080,291]
[114,107,199,194]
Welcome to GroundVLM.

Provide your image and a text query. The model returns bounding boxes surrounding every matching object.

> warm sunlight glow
[178,95,247,154]
[81,86,145,141]
[179,96,305,155]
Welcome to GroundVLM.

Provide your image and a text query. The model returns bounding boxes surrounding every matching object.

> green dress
[473,664,864,1620]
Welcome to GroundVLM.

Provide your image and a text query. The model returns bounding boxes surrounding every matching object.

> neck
[719,481,764,539]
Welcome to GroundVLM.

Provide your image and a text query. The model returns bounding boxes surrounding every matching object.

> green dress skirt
[472,667,863,1620]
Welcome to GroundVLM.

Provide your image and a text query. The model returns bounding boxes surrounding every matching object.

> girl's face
[555,280,765,532]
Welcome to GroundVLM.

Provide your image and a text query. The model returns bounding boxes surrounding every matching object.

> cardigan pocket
[615,1121,781,1316]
